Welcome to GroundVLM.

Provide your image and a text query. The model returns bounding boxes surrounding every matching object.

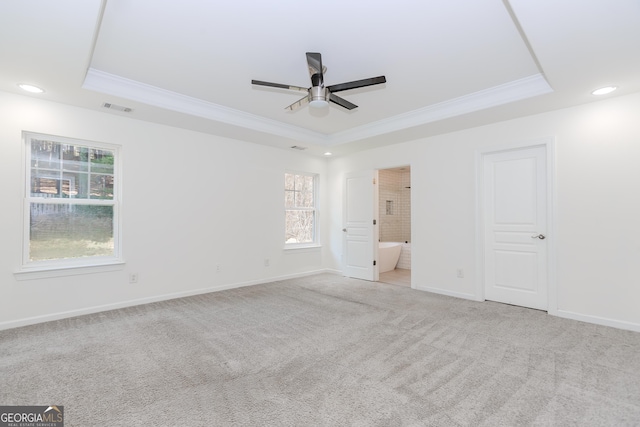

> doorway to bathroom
[377,166,411,287]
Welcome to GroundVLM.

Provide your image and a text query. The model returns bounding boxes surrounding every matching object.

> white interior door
[483,145,548,310]
[343,170,378,281]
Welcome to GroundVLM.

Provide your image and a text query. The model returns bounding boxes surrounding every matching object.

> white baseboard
[0,269,337,331]
[414,287,640,332]
[414,285,478,301]
[10,270,637,334]
[555,309,640,333]
[415,284,640,333]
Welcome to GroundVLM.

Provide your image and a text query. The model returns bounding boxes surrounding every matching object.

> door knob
[342,228,347,232]
[531,234,546,240]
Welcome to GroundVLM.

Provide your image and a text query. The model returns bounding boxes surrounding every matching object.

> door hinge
[373,260,377,266]
[373,178,376,185]
[373,219,376,225]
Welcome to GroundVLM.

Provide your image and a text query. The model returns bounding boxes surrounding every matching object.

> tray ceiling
[1,0,639,156]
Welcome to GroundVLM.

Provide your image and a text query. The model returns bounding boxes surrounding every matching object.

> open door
[343,170,378,281]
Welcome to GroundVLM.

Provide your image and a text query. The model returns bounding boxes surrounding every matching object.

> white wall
[0,91,329,329]
[3,90,640,332]
[328,92,640,331]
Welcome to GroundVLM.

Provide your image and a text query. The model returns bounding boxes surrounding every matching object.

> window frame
[19,131,123,274]
[284,171,319,249]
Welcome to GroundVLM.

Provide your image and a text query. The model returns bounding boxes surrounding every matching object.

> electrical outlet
[129,273,139,283]
[216,264,221,273]
[456,268,464,278]
[264,258,270,267]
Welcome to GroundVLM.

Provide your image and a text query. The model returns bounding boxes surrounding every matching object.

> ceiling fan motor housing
[309,86,329,106]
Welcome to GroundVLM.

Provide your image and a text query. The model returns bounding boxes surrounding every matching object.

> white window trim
[14,262,126,281]
[16,132,124,278]
[284,171,319,249]
[283,243,322,251]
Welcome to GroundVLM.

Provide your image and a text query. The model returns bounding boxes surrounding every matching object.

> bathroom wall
[378,168,412,271]
[378,168,411,243]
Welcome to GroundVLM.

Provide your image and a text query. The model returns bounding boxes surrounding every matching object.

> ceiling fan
[251,52,386,111]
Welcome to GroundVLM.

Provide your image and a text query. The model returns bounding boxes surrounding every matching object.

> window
[23,132,121,270]
[285,172,318,246]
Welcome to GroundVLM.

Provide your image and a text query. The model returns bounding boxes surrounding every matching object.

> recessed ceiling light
[591,86,617,96]
[18,84,45,93]
[324,152,332,156]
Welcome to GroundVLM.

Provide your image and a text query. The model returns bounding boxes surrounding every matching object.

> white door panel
[493,157,537,224]
[343,170,378,281]
[494,250,538,291]
[484,146,547,310]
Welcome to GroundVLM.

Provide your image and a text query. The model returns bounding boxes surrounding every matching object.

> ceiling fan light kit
[252,52,386,111]
[309,86,329,108]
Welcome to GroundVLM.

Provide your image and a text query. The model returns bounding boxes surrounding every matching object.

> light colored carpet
[2,273,640,426]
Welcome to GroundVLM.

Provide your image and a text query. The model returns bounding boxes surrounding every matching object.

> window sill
[283,244,322,252]
[14,261,126,281]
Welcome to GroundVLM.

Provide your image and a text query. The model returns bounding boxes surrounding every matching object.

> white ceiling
[1,0,639,156]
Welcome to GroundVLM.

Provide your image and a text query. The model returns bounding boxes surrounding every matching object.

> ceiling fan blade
[306,52,324,87]
[329,93,358,110]
[285,95,310,111]
[306,52,323,76]
[327,76,386,93]
[251,80,308,93]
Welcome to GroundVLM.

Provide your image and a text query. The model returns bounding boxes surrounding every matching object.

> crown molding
[83,68,329,145]
[328,74,553,146]
[84,68,552,146]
